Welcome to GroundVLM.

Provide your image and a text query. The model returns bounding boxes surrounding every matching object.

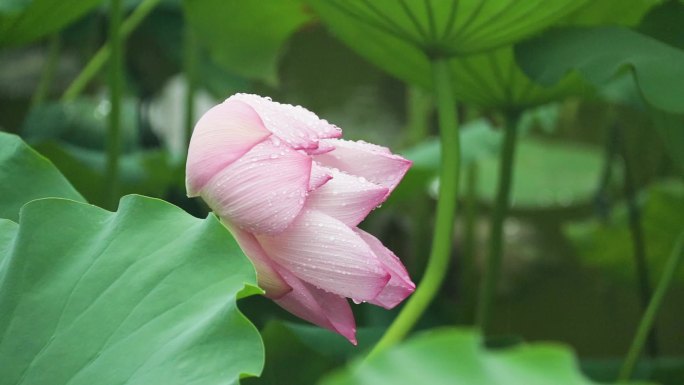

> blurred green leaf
[637,0,684,49]
[0,0,103,46]
[566,180,684,283]
[0,132,83,221]
[183,0,311,84]
[0,195,263,385]
[34,141,178,207]
[393,122,601,210]
[246,321,337,385]
[582,356,684,385]
[477,137,604,209]
[308,0,587,90]
[389,119,502,203]
[518,103,561,135]
[321,328,643,385]
[246,321,383,385]
[0,0,31,13]
[515,26,684,114]
[651,109,684,175]
[22,98,138,151]
[560,0,660,27]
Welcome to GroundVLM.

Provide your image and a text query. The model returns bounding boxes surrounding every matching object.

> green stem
[183,25,198,149]
[31,33,61,106]
[61,0,161,101]
[460,161,479,324]
[366,57,460,359]
[475,111,520,332]
[105,0,123,209]
[617,123,659,357]
[403,85,432,147]
[619,230,684,381]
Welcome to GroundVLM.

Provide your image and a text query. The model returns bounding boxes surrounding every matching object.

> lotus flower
[186,93,414,343]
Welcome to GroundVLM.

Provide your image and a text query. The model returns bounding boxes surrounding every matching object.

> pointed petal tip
[346,332,358,346]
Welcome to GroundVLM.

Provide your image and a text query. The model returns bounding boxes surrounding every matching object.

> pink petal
[224,222,292,299]
[304,140,336,155]
[305,167,389,226]
[201,137,311,235]
[186,99,272,197]
[229,93,342,151]
[274,265,357,344]
[308,162,332,192]
[355,229,415,309]
[256,210,391,302]
[313,139,412,192]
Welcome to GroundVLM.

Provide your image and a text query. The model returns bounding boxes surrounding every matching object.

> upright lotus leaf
[515,26,684,114]
[0,0,103,46]
[0,132,84,221]
[307,0,588,89]
[183,0,312,84]
[0,195,263,385]
[320,328,643,385]
[450,46,585,109]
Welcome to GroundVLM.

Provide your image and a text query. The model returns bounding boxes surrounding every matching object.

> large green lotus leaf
[320,328,642,385]
[566,180,684,283]
[450,46,585,109]
[307,0,587,89]
[0,195,263,385]
[0,0,103,46]
[183,0,311,84]
[477,137,604,210]
[0,219,18,265]
[0,132,84,222]
[515,26,684,114]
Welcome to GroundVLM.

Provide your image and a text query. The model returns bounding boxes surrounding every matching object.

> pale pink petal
[224,222,292,299]
[304,140,336,155]
[256,210,391,302]
[186,100,272,197]
[355,229,415,309]
[305,167,389,226]
[274,265,357,344]
[308,162,332,192]
[313,139,412,192]
[201,138,311,235]
[229,93,342,150]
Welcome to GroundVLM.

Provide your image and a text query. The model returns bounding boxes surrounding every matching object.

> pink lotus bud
[186,93,415,344]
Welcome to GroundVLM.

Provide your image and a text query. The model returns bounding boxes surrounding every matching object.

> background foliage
[0,0,683,384]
